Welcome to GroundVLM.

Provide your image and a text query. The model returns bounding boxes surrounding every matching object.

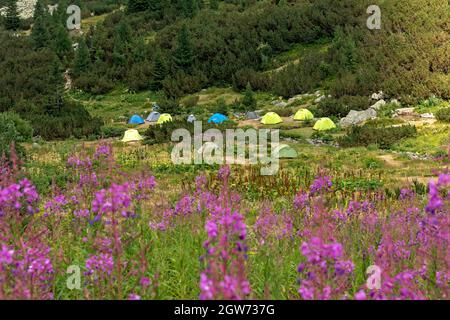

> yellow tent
[261,112,283,125]
[294,108,314,121]
[121,129,144,143]
[313,118,336,131]
[157,113,173,124]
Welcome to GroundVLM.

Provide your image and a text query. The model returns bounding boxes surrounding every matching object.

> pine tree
[33,0,46,21]
[73,38,90,76]
[182,0,196,18]
[242,82,256,110]
[5,0,21,30]
[53,23,72,60]
[47,59,65,114]
[127,0,150,13]
[209,0,219,10]
[150,53,168,91]
[31,15,51,49]
[173,25,194,71]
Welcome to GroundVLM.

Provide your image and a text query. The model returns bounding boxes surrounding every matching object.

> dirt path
[378,154,403,168]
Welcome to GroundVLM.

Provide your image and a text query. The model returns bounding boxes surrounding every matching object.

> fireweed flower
[199,169,250,300]
[254,208,293,241]
[309,175,332,195]
[293,191,309,210]
[91,183,134,219]
[128,293,141,300]
[94,144,111,159]
[297,237,354,300]
[85,253,114,276]
[0,244,14,264]
[0,179,39,216]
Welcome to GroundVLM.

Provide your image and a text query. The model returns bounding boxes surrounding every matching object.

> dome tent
[129,114,145,125]
[313,118,336,131]
[273,144,298,159]
[246,111,260,120]
[187,114,196,123]
[146,111,160,122]
[157,113,173,124]
[121,129,144,143]
[294,109,314,121]
[208,113,228,124]
[261,112,283,125]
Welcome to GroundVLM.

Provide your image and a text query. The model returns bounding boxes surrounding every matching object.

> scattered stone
[369,99,386,111]
[306,139,339,147]
[314,95,325,103]
[371,91,384,100]
[393,107,416,117]
[340,109,377,127]
[420,113,435,119]
[393,151,432,161]
[390,99,401,106]
[271,100,288,108]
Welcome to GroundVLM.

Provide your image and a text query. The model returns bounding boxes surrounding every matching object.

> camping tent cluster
[122,107,337,143]
[257,109,336,131]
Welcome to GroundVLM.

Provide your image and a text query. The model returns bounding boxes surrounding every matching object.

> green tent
[274,144,298,159]
[157,113,173,124]
[261,112,283,125]
[121,129,144,143]
[313,117,336,131]
[294,108,314,121]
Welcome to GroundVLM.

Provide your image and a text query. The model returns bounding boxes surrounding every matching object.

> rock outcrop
[340,108,377,127]
[0,0,37,19]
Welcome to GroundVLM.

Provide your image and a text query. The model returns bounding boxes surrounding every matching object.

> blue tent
[129,114,145,125]
[208,113,228,124]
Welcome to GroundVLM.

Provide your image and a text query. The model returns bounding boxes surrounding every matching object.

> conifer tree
[173,25,194,71]
[127,0,150,13]
[73,38,90,76]
[31,15,51,49]
[5,0,21,30]
[53,23,72,60]
[33,0,45,21]
[242,82,256,110]
[47,59,65,114]
[150,53,168,91]
[210,0,219,10]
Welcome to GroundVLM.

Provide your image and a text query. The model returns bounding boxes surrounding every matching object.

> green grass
[392,123,450,155]
[68,88,162,122]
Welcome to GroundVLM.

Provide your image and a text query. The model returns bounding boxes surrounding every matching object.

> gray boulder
[371,91,384,100]
[314,95,326,103]
[340,109,377,127]
[369,99,386,111]
[272,100,288,108]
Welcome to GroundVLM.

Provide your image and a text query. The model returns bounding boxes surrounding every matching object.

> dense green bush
[316,96,369,118]
[28,101,103,140]
[435,108,450,123]
[338,124,417,149]
[73,74,116,95]
[100,125,127,138]
[0,112,33,160]
[157,97,182,115]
